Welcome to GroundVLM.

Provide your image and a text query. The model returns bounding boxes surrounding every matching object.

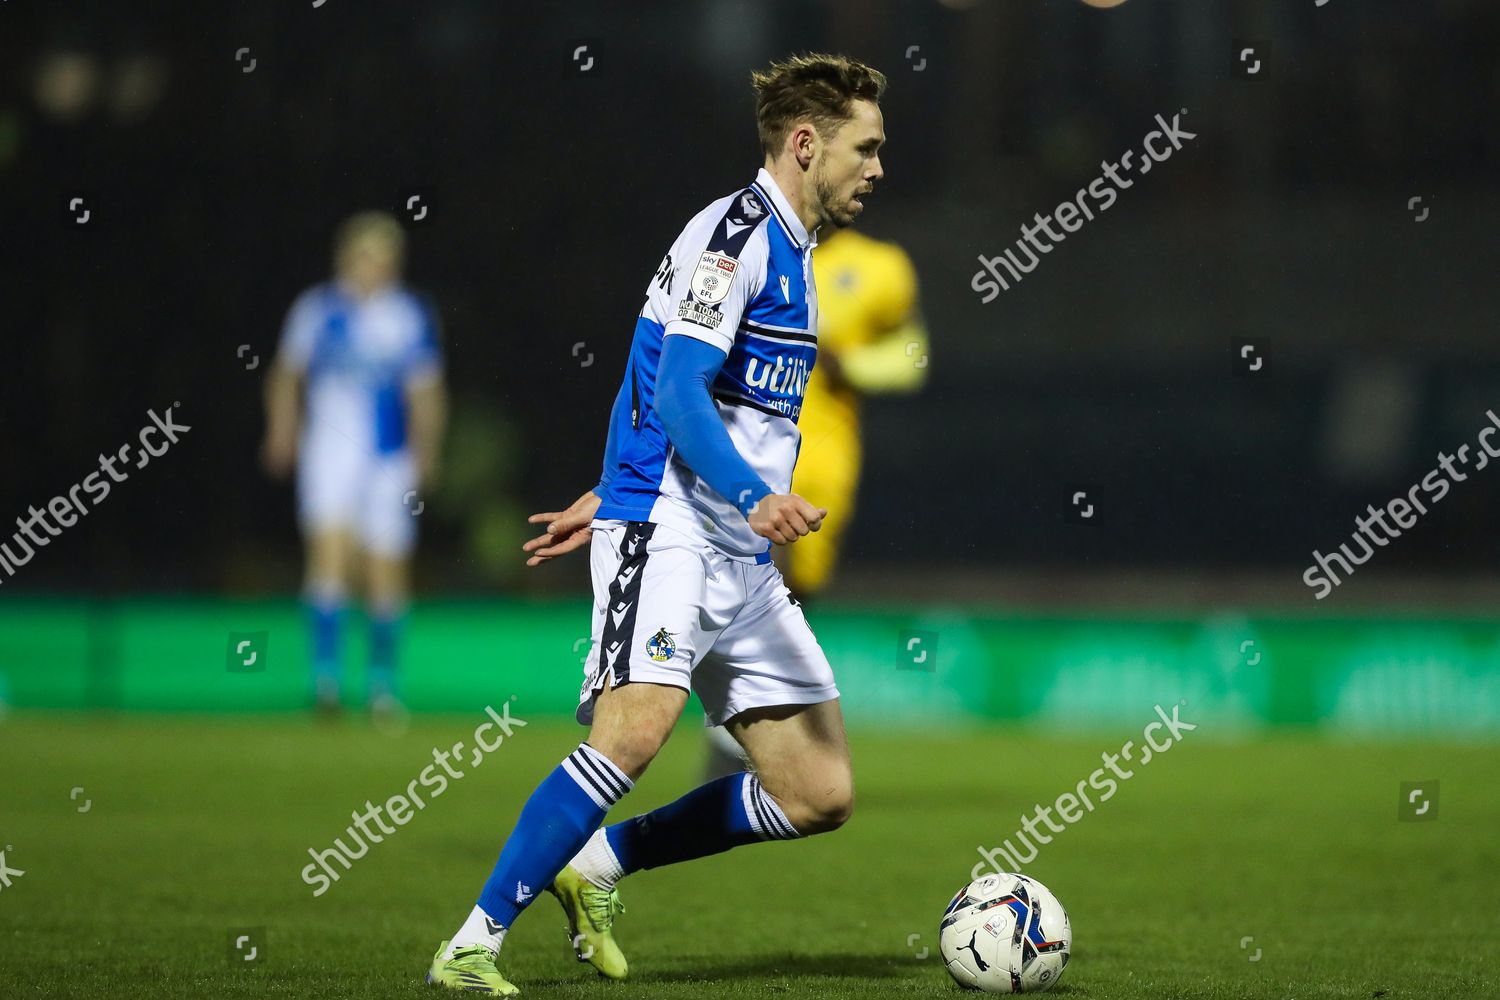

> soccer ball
[938,872,1071,993]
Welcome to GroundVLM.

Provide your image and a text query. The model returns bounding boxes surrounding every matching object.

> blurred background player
[260,211,447,719]
[706,224,928,777]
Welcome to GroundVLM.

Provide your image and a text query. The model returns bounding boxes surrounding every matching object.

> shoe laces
[582,884,625,931]
[450,945,499,971]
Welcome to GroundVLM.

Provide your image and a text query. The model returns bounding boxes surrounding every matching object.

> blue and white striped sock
[574,772,799,891]
[740,773,799,841]
[451,743,632,957]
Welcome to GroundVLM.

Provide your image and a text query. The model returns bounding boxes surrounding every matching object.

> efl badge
[691,251,738,305]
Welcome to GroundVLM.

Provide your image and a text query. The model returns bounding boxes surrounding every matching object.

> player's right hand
[522,489,601,567]
[747,493,827,545]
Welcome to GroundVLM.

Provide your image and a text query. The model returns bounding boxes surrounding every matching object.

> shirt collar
[753,167,815,250]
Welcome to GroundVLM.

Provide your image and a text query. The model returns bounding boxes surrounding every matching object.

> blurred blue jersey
[278,282,441,457]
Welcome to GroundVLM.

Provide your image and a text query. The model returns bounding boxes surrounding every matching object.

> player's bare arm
[260,359,302,479]
[406,375,447,489]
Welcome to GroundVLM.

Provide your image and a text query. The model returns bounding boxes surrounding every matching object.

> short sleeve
[404,295,443,385]
[277,287,325,371]
[662,199,771,354]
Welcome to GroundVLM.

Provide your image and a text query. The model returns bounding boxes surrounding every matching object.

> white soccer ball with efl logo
[938,872,1071,992]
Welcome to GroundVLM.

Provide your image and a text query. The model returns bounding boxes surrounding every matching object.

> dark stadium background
[6,0,1499,601]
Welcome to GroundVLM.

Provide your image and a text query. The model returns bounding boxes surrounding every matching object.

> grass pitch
[0,713,1494,998]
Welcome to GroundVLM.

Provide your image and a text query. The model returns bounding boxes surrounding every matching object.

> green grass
[0,713,1495,998]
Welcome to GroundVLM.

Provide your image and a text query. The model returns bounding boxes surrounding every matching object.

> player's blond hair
[751,53,887,158]
[335,211,406,256]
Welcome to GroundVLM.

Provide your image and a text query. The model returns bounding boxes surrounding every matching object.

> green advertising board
[0,599,1496,735]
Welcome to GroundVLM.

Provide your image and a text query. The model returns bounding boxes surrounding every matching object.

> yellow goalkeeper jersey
[788,228,927,592]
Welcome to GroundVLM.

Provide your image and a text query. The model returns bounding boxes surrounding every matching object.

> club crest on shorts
[645,627,677,662]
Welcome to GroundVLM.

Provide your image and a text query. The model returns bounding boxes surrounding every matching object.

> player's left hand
[416,451,441,490]
[522,489,601,567]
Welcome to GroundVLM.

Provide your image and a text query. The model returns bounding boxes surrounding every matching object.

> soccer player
[261,211,446,719]
[425,54,887,995]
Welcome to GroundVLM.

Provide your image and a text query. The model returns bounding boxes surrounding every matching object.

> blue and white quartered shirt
[277,282,442,459]
[594,168,820,561]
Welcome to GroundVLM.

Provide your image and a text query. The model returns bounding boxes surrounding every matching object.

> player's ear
[791,122,818,170]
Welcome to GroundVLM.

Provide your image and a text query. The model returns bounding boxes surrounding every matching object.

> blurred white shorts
[576,518,838,728]
[296,443,418,557]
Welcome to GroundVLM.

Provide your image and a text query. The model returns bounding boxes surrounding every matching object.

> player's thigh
[577,521,733,776]
[303,527,357,589]
[587,681,690,781]
[359,452,419,560]
[727,697,853,833]
[700,567,849,830]
[695,565,839,729]
[297,440,364,542]
[364,552,410,607]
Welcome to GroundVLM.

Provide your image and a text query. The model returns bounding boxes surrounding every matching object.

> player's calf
[727,699,856,835]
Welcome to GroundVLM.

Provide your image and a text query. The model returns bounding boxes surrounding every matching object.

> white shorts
[296,442,418,557]
[576,519,839,728]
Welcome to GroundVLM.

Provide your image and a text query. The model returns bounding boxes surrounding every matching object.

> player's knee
[788,783,855,836]
[586,682,686,779]
[588,728,669,781]
[365,560,409,606]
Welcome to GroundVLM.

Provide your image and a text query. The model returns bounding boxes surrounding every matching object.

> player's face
[813,99,885,229]
[337,234,402,295]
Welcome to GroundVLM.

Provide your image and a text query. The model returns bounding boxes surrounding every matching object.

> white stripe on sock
[561,755,614,810]
[740,773,768,838]
[574,744,631,800]
[747,775,799,840]
[562,745,634,810]
[575,743,633,800]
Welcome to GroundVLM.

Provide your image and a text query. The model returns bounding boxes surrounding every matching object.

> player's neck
[336,276,391,301]
[762,159,822,237]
